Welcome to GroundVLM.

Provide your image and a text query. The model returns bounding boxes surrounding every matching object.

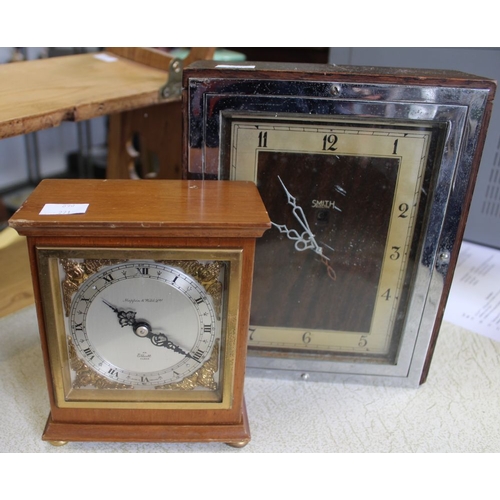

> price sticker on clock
[40,204,89,215]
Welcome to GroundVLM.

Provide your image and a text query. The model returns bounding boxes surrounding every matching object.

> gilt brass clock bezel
[184,62,495,386]
[37,246,243,410]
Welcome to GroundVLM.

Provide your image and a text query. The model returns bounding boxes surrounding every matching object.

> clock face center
[134,324,150,338]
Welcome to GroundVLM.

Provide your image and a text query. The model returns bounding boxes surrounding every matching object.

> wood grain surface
[9,179,270,238]
[0,51,170,139]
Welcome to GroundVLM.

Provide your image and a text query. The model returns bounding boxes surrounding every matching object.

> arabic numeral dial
[322,134,338,151]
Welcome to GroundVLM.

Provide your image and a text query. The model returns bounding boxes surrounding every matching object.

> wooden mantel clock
[9,179,270,446]
[183,60,496,386]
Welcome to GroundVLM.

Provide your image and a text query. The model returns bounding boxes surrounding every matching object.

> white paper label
[39,204,89,215]
[94,53,118,63]
[215,64,256,69]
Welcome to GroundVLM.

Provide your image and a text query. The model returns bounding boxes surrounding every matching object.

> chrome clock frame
[184,62,495,386]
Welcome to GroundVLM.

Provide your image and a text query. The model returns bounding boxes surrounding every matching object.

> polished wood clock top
[9,179,271,238]
[184,60,497,90]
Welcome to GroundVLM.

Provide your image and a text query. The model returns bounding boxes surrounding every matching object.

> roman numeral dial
[68,260,221,388]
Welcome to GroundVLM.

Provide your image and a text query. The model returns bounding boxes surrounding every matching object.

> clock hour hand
[273,176,329,260]
[102,299,138,327]
[272,222,326,256]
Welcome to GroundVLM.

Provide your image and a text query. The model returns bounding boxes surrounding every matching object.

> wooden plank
[106,100,183,179]
[106,47,175,72]
[0,51,172,139]
[105,48,215,180]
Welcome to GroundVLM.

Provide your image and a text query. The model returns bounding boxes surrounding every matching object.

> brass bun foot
[226,439,249,448]
[48,440,68,447]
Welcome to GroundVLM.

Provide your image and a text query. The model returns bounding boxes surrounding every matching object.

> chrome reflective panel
[187,76,491,386]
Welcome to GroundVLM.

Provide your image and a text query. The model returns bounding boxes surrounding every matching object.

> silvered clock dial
[184,60,496,386]
[67,260,219,390]
[45,251,228,405]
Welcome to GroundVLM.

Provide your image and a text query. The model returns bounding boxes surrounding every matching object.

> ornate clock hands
[272,176,328,259]
[273,176,337,281]
[102,300,198,361]
[132,321,198,361]
[102,299,137,327]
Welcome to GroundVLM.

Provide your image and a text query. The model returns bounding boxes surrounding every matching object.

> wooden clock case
[9,179,270,445]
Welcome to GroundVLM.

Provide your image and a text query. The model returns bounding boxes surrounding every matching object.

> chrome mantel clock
[183,60,496,386]
[9,179,270,446]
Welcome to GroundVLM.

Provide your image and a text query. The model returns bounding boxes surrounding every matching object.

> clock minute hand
[135,324,200,362]
[147,331,199,362]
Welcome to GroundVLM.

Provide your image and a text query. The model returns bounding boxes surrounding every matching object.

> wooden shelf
[0,49,175,140]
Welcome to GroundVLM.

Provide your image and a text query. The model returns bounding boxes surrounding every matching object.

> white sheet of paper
[444,240,500,342]
[39,204,89,215]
